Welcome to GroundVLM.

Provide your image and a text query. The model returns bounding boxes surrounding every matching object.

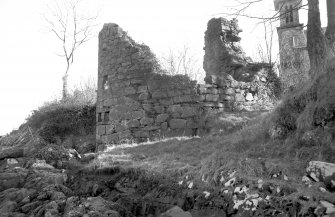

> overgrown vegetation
[272,67,335,136]
[26,86,96,144]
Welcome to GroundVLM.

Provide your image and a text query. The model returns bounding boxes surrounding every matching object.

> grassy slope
[92,109,335,205]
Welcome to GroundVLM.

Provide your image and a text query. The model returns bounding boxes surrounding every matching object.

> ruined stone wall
[202,18,278,111]
[97,24,205,144]
[97,21,277,144]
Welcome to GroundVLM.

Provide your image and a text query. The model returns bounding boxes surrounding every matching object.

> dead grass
[88,104,335,205]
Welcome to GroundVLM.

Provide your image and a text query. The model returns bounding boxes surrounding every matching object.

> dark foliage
[27,104,95,143]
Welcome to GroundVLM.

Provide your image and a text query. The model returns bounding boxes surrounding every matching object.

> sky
[0,0,327,135]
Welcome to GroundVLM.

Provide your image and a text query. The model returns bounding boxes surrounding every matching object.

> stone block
[127,119,140,128]
[140,117,154,125]
[115,123,127,132]
[147,80,161,91]
[159,99,173,106]
[97,125,106,135]
[152,90,168,99]
[134,131,149,138]
[171,112,181,118]
[240,82,248,89]
[103,98,118,107]
[138,92,150,100]
[235,94,245,102]
[167,90,182,97]
[198,87,207,94]
[167,105,183,114]
[142,125,161,131]
[205,94,219,102]
[224,88,235,95]
[137,85,148,93]
[197,95,206,102]
[156,113,169,123]
[245,93,254,101]
[124,87,136,95]
[107,133,119,143]
[230,80,239,88]
[132,110,146,119]
[118,130,132,140]
[143,104,153,112]
[186,119,198,128]
[161,122,168,130]
[181,106,197,118]
[130,79,143,84]
[207,88,219,95]
[106,125,115,134]
[221,95,234,101]
[169,119,187,129]
[101,135,108,143]
[183,89,192,94]
[154,105,165,114]
[173,95,192,103]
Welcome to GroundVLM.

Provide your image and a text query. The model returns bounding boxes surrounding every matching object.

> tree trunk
[62,73,69,99]
[325,0,335,58]
[307,0,328,78]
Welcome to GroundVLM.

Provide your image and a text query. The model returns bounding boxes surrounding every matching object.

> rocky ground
[0,113,335,217]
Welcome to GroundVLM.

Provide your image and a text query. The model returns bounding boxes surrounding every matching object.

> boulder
[245,93,254,101]
[0,146,24,161]
[306,161,335,181]
[0,168,28,191]
[160,206,193,217]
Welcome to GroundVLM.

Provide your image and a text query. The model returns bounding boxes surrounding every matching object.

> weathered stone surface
[132,110,145,119]
[152,90,168,99]
[127,119,140,128]
[307,161,335,180]
[134,131,149,138]
[156,114,170,123]
[97,125,106,135]
[140,117,154,125]
[160,206,193,217]
[169,119,187,129]
[0,146,24,161]
[167,105,183,114]
[96,22,276,144]
[138,92,150,100]
[161,122,168,130]
[154,105,165,114]
[224,88,235,95]
[205,94,219,102]
[181,107,197,118]
[245,93,254,101]
[203,18,247,80]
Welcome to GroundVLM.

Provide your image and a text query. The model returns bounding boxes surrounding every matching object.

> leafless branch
[43,0,99,98]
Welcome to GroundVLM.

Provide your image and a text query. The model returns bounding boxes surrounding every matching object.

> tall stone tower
[274,0,310,90]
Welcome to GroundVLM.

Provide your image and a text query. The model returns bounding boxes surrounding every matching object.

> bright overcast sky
[0,0,327,135]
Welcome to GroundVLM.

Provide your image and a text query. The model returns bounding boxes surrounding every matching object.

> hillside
[0,66,334,216]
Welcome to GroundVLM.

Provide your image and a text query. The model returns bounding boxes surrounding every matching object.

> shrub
[272,67,335,138]
[26,86,96,144]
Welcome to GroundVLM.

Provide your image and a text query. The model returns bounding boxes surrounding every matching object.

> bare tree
[160,45,204,81]
[306,0,327,78]
[254,19,277,65]
[44,0,98,99]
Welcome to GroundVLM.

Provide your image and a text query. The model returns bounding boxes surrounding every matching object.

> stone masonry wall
[202,18,278,111]
[97,24,204,144]
[96,22,277,144]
